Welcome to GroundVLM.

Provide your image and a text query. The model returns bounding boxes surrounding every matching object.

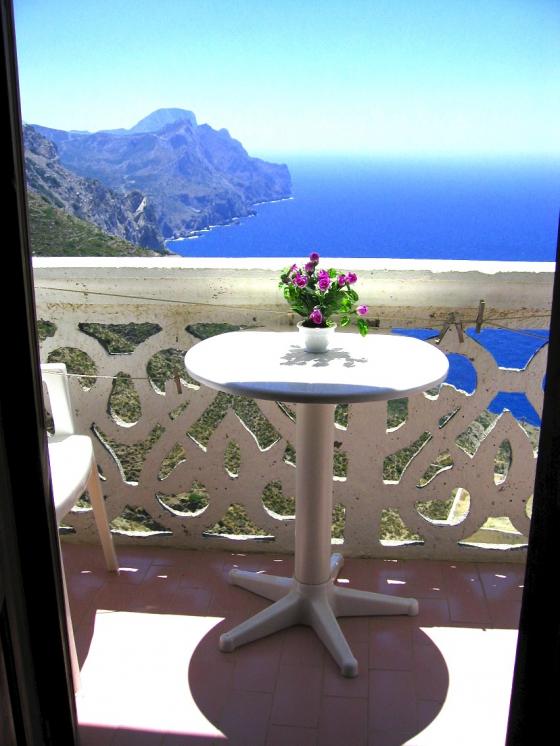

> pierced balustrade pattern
[38,304,546,562]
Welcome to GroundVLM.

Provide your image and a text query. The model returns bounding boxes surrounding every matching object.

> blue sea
[168,155,560,261]
[168,156,559,426]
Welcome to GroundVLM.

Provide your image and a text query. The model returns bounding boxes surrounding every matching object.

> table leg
[221,402,418,677]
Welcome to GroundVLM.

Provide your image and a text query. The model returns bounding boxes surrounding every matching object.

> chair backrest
[41,363,76,436]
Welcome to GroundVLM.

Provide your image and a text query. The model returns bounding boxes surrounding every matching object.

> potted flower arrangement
[279,252,369,352]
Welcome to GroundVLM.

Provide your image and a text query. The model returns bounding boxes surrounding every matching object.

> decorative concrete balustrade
[33,257,554,562]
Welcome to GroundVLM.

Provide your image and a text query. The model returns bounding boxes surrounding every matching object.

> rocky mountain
[100,108,197,136]
[26,192,164,257]
[128,108,197,134]
[31,108,292,240]
[24,125,165,251]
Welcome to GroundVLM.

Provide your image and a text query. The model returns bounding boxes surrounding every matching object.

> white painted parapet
[33,258,553,562]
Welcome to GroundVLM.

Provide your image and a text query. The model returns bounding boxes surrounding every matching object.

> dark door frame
[506,219,560,742]
[0,0,77,742]
[1,0,559,740]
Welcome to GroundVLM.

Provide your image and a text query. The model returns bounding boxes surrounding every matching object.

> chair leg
[87,462,118,572]
[58,548,81,692]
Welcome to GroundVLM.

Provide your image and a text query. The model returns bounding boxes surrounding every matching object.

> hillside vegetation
[27,192,162,257]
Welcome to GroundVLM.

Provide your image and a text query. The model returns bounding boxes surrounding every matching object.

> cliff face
[24,125,165,250]
[31,108,292,240]
[26,192,165,257]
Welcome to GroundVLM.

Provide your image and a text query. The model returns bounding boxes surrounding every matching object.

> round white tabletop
[184,330,449,404]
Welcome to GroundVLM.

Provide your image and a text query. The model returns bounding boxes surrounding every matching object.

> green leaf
[340,316,350,327]
[357,318,368,337]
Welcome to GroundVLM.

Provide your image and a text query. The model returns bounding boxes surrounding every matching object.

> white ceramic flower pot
[297,321,337,353]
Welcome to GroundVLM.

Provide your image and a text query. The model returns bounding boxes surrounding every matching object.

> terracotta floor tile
[487,598,522,629]
[334,557,385,591]
[218,690,273,745]
[207,582,270,616]
[369,728,417,746]
[323,642,369,697]
[270,666,323,728]
[398,561,447,600]
[62,544,522,746]
[477,563,525,601]
[368,669,417,734]
[61,540,108,569]
[143,562,185,585]
[169,587,213,616]
[90,582,150,613]
[105,562,151,585]
[161,733,225,745]
[369,623,414,670]
[266,725,318,746]
[447,592,491,625]
[440,565,491,624]
[281,625,326,667]
[416,699,444,732]
[188,653,235,726]
[78,724,118,745]
[75,619,96,667]
[174,554,228,589]
[148,546,215,568]
[225,552,293,576]
[337,615,370,643]
[412,644,449,703]
[413,598,451,626]
[111,727,165,745]
[233,642,282,693]
[66,567,107,595]
[317,696,368,746]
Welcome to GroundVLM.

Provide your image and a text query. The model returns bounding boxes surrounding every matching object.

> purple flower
[309,307,323,325]
[309,252,320,263]
[304,261,316,273]
[316,269,330,290]
[293,273,308,287]
[337,274,347,286]
[347,272,358,284]
[288,263,297,274]
[357,305,368,316]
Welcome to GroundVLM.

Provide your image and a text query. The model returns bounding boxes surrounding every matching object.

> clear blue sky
[13,0,560,157]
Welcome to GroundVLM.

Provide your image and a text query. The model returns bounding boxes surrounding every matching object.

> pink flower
[293,273,308,287]
[288,263,297,274]
[309,252,320,263]
[337,274,347,286]
[317,269,330,291]
[347,272,358,284]
[309,307,323,325]
[304,261,315,273]
[357,305,368,316]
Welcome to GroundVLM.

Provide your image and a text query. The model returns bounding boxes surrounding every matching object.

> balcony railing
[33,257,553,563]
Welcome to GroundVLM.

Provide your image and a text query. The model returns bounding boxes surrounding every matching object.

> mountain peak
[129,108,197,134]
[28,112,292,244]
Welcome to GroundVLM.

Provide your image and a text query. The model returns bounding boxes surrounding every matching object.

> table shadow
[281,344,368,368]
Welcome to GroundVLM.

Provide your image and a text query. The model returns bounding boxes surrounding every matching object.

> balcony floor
[62,542,523,746]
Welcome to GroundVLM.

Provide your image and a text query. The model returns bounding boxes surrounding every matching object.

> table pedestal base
[219,553,418,678]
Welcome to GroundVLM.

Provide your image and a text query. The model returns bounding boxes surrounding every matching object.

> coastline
[165,195,295,251]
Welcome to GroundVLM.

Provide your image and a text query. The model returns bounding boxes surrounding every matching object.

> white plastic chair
[41,363,118,688]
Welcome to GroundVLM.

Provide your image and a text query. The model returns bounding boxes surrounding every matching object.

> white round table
[185,330,449,677]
